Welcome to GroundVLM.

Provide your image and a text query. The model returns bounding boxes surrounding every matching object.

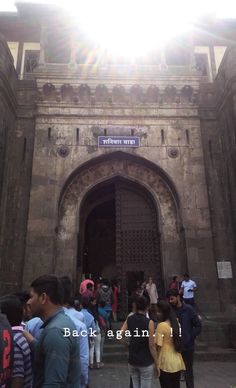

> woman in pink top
[80,278,94,294]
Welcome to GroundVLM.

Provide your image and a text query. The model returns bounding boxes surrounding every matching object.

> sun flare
[67,0,198,60]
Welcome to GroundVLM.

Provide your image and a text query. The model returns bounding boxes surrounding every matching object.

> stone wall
[0,33,36,294]
[1,29,235,318]
[199,46,236,312]
[21,64,220,312]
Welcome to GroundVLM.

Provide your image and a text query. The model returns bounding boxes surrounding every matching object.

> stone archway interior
[81,183,116,279]
[78,178,162,309]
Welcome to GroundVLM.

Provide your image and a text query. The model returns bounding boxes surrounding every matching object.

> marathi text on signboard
[98,136,140,147]
[217,261,233,279]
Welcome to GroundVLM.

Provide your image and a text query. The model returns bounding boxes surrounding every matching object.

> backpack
[97,287,114,306]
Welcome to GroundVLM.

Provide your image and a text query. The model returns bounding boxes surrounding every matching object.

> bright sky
[1,0,236,59]
[0,0,236,17]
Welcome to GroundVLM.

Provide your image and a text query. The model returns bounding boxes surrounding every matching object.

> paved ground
[88,361,236,388]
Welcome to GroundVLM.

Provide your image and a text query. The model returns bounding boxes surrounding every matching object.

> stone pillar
[189,45,197,71]
[188,33,196,71]
[160,49,168,70]
[69,30,77,65]
[39,25,46,65]
[209,45,217,79]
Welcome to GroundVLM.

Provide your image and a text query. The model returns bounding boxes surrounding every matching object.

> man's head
[13,291,31,321]
[148,277,153,284]
[102,278,109,287]
[0,295,23,326]
[90,297,97,306]
[80,296,90,310]
[183,273,190,281]
[135,295,148,312]
[28,275,64,318]
[166,288,181,308]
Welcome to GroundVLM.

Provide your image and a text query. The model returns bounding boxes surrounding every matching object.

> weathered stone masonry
[0,10,236,345]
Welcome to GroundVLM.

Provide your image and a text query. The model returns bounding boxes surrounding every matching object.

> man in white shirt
[146,277,158,306]
[180,273,197,306]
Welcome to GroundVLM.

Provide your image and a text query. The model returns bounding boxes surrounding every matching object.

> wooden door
[115,181,162,316]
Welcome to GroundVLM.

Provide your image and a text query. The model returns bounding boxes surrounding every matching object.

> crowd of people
[0,273,201,388]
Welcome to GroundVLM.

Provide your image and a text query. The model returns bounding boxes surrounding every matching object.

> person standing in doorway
[146,277,158,309]
[166,289,201,388]
[180,274,197,307]
[95,279,113,329]
[80,277,94,295]
[168,276,180,291]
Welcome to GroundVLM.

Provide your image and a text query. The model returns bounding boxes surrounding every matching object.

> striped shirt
[12,326,32,388]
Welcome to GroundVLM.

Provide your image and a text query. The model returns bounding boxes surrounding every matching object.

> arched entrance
[78,178,162,307]
[80,183,116,278]
[56,152,186,314]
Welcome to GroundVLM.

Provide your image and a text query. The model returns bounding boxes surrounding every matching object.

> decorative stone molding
[146,85,159,103]
[57,145,70,158]
[43,83,56,100]
[181,85,193,103]
[168,147,179,158]
[78,84,91,103]
[40,82,199,105]
[112,85,127,103]
[95,84,109,103]
[61,84,74,102]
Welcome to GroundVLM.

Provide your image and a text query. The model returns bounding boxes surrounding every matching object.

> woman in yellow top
[155,300,185,388]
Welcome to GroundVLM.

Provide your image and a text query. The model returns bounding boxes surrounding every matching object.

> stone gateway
[0,3,236,346]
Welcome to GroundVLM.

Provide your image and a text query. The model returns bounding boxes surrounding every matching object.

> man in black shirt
[120,296,159,388]
[167,288,202,388]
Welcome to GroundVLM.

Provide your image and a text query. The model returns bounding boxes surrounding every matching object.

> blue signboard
[98,136,140,147]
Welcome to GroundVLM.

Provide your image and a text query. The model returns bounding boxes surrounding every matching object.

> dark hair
[166,288,179,298]
[81,296,90,309]
[172,276,177,282]
[31,275,64,305]
[102,278,109,286]
[88,298,99,322]
[60,276,75,306]
[183,273,189,278]
[157,300,182,352]
[13,291,30,304]
[135,295,148,311]
[0,295,23,326]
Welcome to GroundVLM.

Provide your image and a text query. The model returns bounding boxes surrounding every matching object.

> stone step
[102,350,236,363]
[103,344,126,354]
[102,342,236,363]
[195,347,236,362]
[104,344,208,353]
[195,340,208,351]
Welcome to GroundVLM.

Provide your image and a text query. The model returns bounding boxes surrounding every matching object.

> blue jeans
[128,363,154,388]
